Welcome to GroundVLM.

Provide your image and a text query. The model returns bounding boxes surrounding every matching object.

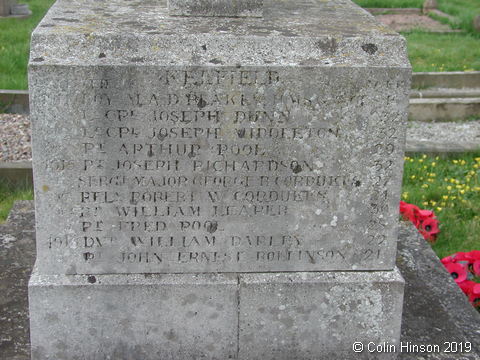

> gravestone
[0,0,12,16]
[474,15,480,33]
[0,0,31,17]
[423,0,438,14]
[28,0,410,359]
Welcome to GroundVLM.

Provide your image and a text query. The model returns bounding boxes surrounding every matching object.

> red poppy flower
[399,201,421,227]
[399,201,410,212]
[466,250,480,262]
[417,209,435,219]
[468,292,480,308]
[441,256,454,265]
[453,252,469,262]
[473,283,480,295]
[399,202,441,242]
[458,280,477,295]
[472,261,480,277]
[443,251,480,309]
[419,217,440,243]
[445,263,468,283]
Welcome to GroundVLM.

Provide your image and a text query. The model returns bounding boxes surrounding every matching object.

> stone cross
[168,0,263,17]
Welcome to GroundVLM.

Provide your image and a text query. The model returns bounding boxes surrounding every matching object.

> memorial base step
[29,267,404,360]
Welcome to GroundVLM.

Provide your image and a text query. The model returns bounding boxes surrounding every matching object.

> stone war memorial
[28,0,410,359]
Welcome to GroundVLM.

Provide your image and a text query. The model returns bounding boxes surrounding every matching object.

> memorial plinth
[28,0,411,358]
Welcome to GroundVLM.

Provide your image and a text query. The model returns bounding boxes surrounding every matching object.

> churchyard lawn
[0,0,55,89]
[431,0,480,35]
[405,31,480,72]
[353,0,480,72]
[354,0,480,35]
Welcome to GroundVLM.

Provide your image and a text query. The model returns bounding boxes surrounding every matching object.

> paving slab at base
[29,267,403,360]
[405,140,480,154]
[0,89,29,114]
[409,98,480,122]
[406,120,480,154]
[412,72,480,90]
[0,161,33,185]
[410,88,480,99]
[0,201,35,360]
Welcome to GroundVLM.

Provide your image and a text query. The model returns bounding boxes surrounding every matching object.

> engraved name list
[32,67,404,274]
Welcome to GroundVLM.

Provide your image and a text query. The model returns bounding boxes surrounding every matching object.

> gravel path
[407,120,480,153]
[408,121,480,143]
[0,114,31,162]
[1,114,479,162]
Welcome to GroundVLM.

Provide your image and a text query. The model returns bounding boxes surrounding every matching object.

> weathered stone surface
[0,201,35,360]
[29,0,410,275]
[409,97,480,122]
[406,121,480,155]
[398,223,480,359]
[28,0,410,356]
[168,0,263,17]
[29,271,238,360]
[239,269,404,360]
[239,270,404,360]
[30,0,407,67]
[29,262,404,360]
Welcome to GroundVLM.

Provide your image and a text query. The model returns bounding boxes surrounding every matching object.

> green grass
[403,31,480,72]
[0,179,34,223]
[354,0,480,37]
[353,0,423,8]
[0,0,55,90]
[402,153,480,259]
[437,0,480,36]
